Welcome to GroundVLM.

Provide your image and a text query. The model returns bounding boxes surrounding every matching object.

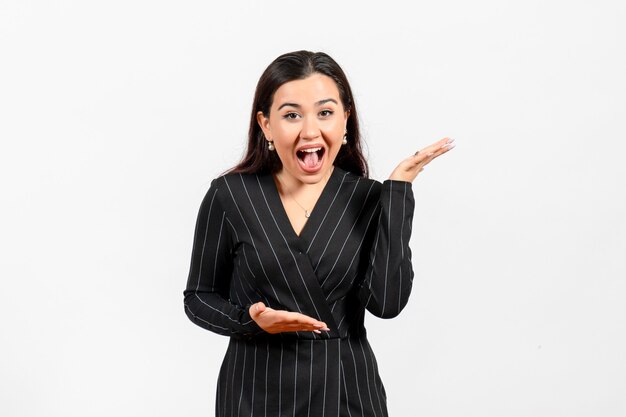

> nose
[300,116,321,140]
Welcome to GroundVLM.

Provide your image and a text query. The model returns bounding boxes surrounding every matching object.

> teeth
[299,147,322,153]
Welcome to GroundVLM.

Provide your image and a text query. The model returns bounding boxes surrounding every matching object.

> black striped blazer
[184,166,415,417]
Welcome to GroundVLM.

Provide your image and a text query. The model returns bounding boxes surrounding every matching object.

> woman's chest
[229,195,379,298]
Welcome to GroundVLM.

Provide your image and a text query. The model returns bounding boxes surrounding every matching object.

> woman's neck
[274,166,334,197]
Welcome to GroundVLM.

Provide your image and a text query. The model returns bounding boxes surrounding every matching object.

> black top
[184,166,415,417]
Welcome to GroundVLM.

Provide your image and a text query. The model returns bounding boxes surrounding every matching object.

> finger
[268,310,328,329]
[286,312,328,329]
[264,321,322,333]
[425,141,455,162]
[414,139,455,169]
[432,136,454,150]
[250,301,266,318]
[424,138,453,158]
[285,315,330,332]
[414,137,454,162]
[283,322,329,331]
[282,323,330,333]
[436,137,455,153]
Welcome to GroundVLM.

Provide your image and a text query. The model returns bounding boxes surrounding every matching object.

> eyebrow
[277,98,338,111]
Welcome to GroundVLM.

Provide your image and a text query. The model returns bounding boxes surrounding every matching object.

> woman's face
[257,73,349,185]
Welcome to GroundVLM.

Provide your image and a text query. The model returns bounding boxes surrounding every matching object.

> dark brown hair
[228,50,368,177]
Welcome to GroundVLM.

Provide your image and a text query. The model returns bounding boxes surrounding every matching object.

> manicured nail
[313,330,321,334]
[322,327,330,331]
[445,143,456,150]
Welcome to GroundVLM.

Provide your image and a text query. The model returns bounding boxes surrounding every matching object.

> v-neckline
[264,167,344,243]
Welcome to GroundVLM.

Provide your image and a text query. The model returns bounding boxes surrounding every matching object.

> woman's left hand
[388,137,455,182]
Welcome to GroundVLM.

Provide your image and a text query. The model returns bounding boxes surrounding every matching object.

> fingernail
[322,327,330,331]
[314,323,324,328]
[313,330,321,334]
[445,143,456,149]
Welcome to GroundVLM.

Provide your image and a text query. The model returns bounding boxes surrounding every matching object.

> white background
[1,1,625,416]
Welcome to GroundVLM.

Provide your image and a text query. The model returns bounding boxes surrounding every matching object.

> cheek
[271,122,299,143]
[271,132,297,163]
[325,124,345,145]
[272,142,293,163]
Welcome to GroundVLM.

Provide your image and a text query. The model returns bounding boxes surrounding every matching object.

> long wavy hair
[228,50,368,177]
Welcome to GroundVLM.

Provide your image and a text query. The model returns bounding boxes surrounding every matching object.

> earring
[342,131,348,145]
[267,140,275,151]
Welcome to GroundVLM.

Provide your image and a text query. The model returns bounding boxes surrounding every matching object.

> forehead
[272,73,341,107]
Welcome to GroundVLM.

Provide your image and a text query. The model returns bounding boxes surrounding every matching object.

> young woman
[184,50,454,416]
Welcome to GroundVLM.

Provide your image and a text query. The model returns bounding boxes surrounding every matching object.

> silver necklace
[290,194,311,218]
[279,181,311,218]
[276,171,331,218]
[276,175,311,219]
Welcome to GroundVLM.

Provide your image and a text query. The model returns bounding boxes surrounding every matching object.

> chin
[299,167,331,183]
[282,162,334,185]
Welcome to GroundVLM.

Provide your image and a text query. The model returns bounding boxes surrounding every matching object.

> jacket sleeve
[183,180,264,338]
[358,180,415,318]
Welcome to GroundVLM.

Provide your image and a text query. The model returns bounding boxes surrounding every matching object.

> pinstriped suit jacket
[184,166,415,417]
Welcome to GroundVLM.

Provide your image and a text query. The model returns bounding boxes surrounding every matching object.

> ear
[257,111,271,141]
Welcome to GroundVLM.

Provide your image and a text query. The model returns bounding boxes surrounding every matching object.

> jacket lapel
[256,170,349,337]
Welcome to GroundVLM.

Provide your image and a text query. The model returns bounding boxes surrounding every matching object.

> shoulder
[331,168,384,210]
[341,171,411,191]
[207,172,272,212]
[335,169,413,205]
[209,172,262,194]
[336,168,383,194]
[341,169,412,194]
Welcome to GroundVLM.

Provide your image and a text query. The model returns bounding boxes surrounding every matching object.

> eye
[283,112,300,120]
[319,110,334,117]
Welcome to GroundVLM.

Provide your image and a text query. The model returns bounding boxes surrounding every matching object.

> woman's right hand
[249,302,330,334]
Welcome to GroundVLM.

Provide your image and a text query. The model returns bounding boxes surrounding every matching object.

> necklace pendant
[305,210,310,218]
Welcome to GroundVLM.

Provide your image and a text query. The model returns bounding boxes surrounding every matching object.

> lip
[295,143,326,174]
[296,143,326,152]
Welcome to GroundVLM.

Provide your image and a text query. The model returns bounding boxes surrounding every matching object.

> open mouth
[296,146,325,172]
